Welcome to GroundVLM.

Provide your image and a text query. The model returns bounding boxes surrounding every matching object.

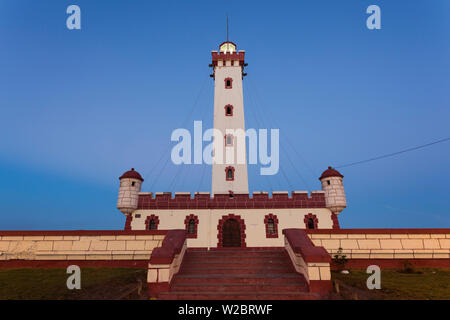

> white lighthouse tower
[210,41,249,194]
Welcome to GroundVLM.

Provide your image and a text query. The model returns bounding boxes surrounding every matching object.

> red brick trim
[137,192,326,210]
[224,77,233,89]
[224,104,233,116]
[145,215,160,231]
[304,213,318,229]
[0,260,148,269]
[0,230,168,236]
[211,51,245,67]
[149,230,186,265]
[264,214,279,238]
[306,228,450,234]
[184,214,199,239]
[331,213,340,230]
[124,215,133,231]
[217,214,246,248]
[225,166,235,181]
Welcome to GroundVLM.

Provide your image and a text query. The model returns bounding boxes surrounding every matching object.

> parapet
[137,191,326,210]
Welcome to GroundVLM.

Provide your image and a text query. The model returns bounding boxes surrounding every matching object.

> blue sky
[0,0,449,230]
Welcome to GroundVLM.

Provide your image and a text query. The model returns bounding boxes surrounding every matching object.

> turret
[117,168,143,215]
[319,166,346,215]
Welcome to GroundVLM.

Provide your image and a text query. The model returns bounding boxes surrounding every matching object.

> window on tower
[225,78,233,89]
[307,218,315,229]
[225,134,233,146]
[225,105,233,116]
[225,166,235,181]
[131,181,136,186]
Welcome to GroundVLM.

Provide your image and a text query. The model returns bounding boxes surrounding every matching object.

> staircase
[159,248,320,300]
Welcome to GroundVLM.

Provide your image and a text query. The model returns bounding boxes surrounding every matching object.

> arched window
[188,219,196,234]
[264,214,279,238]
[184,214,199,238]
[145,215,159,231]
[304,214,318,230]
[267,219,275,234]
[225,166,235,181]
[149,219,157,230]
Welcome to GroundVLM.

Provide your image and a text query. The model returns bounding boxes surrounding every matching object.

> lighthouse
[210,41,249,194]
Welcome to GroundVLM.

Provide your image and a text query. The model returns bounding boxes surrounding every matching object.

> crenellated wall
[137,191,326,210]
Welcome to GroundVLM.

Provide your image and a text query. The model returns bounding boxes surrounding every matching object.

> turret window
[225,105,233,116]
[225,78,233,89]
[327,180,330,185]
[131,181,136,186]
[184,214,199,238]
[225,166,235,181]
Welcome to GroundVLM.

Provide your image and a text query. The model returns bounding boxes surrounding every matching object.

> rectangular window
[225,135,233,146]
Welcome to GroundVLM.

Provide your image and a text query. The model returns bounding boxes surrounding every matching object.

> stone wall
[0,230,166,264]
[307,229,450,268]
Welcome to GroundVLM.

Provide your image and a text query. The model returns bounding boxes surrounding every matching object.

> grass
[332,268,450,300]
[1,267,449,300]
[0,267,147,300]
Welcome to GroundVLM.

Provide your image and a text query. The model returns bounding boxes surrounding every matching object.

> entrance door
[222,219,241,247]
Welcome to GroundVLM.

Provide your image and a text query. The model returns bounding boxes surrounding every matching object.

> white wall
[131,208,334,248]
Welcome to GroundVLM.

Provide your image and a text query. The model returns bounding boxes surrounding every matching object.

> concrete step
[159,291,319,300]
[170,283,308,293]
[173,273,307,285]
[181,260,291,268]
[186,250,287,258]
[183,256,289,264]
[179,265,295,274]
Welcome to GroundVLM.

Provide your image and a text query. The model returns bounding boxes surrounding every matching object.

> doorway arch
[217,214,246,248]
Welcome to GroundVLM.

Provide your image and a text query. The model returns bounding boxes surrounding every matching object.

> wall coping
[0,230,168,236]
[283,229,331,263]
[306,228,450,234]
[149,230,186,265]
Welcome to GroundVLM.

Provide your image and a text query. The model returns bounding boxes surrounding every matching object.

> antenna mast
[226,14,229,41]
